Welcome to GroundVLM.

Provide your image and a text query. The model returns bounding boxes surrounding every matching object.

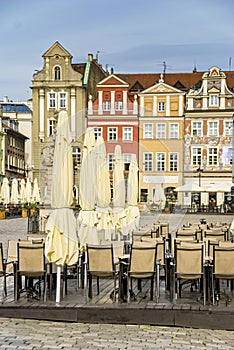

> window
[108,127,118,141]
[158,102,165,112]
[59,93,66,108]
[209,94,219,107]
[224,121,232,136]
[169,153,178,171]
[123,154,131,171]
[108,154,114,171]
[192,148,202,165]
[103,101,111,111]
[208,121,218,136]
[49,93,56,108]
[156,123,166,139]
[143,124,153,139]
[156,153,166,171]
[169,124,179,139]
[48,119,56,136]
[123,127,133,141]
[72,146,81,167]
[54,66,61,80]
[115,101,123,111]
[208,148,218,165]
[143,153,153,172]
[192,122,202,136]
[94,127,102,139]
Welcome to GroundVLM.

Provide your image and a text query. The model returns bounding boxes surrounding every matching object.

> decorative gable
[97,74,129,87]
[141,82,184,94]
[43,41,72,59]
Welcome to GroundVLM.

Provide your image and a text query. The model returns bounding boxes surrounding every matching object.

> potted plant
[20,203,28,218]
[0,205,5,220]
[164,200,170,213]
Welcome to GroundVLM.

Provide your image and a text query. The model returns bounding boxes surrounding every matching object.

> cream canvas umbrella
[32,178,41,203]
[175,183,205,192]
[77,128,98,251]
[125,154,140,233]
[0,177,10,204]
[94,136,113,241]
[153,184,166,210]
[25,178,32,203]
[112,145,127,238]
[10,178,19,204]
[45,110,78,303]
[19,178,27,203]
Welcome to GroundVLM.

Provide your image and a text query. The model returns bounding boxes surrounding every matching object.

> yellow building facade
[138,75,185,207]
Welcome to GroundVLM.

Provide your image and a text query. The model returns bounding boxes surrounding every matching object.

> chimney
[111,67,114,74]
[88,54,93,62]
[3,96,9,103]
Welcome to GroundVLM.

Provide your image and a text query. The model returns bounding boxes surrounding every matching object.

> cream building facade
[31,41,106,203]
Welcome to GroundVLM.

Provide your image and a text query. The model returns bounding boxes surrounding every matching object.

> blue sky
[1,0,234,101]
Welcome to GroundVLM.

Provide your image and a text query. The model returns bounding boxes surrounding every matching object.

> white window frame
[94,127,103,139]
[169,123,179,139]
[48,118,56,136]
[191,147,202,166]
[72,146,82,167]
[108,153,114,171]
[208,121,219,136]
[224,121,232,136]
[158,101,165,112]
[115,101,123,111]
[156,123,166,139]
[209,94,219,107]
[103,101,111,111]
[143,123,153,139]
[49,92,56,108]
[156,152,166,171]
[169,152,178,171]
[192,121,202,136]
[59,92,67,108]
[123,127,133,142]
[143,152,153,172]
[108,127,118,141]
[208,147,218,165]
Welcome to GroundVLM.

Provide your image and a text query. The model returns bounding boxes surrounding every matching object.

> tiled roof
[72,63,86,76]
[117,71,234,92]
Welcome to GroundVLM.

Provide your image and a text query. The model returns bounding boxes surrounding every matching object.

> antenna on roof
[96,51,100,61]
[156,61,172,74]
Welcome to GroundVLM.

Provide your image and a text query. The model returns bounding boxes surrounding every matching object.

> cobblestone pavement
[0,318,233,350]
[0,213,233,349]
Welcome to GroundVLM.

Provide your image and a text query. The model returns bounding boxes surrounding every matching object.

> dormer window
[209,94,219,107]
[54,66,61,80]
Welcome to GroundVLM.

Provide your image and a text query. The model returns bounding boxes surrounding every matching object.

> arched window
[54,66,61,80]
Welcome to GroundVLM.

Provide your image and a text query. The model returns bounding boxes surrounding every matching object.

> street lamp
[197,166,203,187]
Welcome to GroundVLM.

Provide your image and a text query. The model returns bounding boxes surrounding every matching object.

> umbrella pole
[56,265,62,303]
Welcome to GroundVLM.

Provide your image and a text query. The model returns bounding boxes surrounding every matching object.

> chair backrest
[213,246,234,277]
[140,237,165,265]
[203,230,226,241]
[87,244,115,276]
[175,244,204,279]
[17,242,45,274]
[160,223,169,240]
[6,240,18,274]
[129,245,157,278]
[27,236,45,243]
[100,241,124,263]
[207,239,219,259]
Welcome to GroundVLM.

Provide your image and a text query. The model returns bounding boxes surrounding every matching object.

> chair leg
[43,273,47,302]
[88,275,92,298]
[97,277,99,295]
[150,277,154,300]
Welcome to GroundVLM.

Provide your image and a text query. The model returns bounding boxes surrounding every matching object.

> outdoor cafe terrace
[0,212,234,331]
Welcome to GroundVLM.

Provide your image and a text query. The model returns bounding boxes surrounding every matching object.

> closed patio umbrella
[32,178,41,203]
[112,145,127,237]
[0,177,10,205]
[77,128,98,251]
[94,137,113,241]
[10,178,19,204]
[19,179,27,203]
[125,154,140,234]
[25,178,32,203]
[45,110,78,303]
